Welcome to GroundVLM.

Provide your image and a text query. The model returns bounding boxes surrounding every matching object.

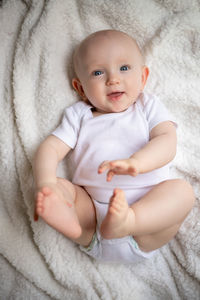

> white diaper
[80,186,157,263]
[80,227,156,263]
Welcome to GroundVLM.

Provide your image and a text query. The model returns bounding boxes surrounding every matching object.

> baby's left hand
[98,158,139,181]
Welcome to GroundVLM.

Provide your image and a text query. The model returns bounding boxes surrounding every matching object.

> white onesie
[52,93,176,263]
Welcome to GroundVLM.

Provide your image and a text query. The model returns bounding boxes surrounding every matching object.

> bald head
[73,30,144,77]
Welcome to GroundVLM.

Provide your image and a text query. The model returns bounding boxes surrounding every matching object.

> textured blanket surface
[0,0,200,299]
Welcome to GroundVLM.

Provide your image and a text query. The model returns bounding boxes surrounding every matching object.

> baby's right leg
[35,178,96,247]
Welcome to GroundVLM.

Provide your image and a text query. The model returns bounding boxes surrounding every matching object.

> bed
[0,0,200,299]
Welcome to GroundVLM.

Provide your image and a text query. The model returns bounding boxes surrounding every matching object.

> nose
[106,72,120,86]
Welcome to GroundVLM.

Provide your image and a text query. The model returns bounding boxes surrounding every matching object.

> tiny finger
[107,170,115,181]
[98,161,111,173]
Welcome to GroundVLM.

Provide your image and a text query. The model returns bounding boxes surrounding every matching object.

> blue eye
[93,70,103,76]
[120,65,129,71]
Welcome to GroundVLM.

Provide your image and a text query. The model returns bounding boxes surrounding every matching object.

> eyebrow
[84,59,134,71]
[84,63,105,72]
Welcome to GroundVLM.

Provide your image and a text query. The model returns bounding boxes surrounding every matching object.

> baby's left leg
[100,179,195,251]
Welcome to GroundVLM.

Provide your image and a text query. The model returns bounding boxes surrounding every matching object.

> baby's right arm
[33,135,71,190]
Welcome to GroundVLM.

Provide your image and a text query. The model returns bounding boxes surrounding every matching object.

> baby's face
[73,31,149,114]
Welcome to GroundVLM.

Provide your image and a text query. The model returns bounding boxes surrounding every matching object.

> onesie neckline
[88,103,134,120]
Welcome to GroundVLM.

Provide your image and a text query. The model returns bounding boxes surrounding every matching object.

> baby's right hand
[98,158,140,182]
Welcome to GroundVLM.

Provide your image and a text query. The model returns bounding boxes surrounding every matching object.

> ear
[72,78,87,101]
[141,66,149,90]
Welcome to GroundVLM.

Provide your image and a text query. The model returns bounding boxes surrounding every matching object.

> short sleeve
[143,94,177,131]
[52,104,81,149]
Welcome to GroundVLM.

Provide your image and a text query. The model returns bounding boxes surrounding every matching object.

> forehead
[73,31,143,75]
[80,32,138,60]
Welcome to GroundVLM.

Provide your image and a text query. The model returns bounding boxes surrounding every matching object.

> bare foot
[100,188,135,239]
[36,186,82,239]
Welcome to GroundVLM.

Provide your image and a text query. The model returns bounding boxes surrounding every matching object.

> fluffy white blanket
[1,0,200,299]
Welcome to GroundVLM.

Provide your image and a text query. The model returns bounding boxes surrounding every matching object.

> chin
[111,108,126,113]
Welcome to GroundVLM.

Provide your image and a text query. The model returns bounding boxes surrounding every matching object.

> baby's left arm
[98,121,176,181]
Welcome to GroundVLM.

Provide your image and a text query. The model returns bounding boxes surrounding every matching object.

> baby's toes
[111,200,120,212]
[36,192,45,213]
[36,192,43,204]
[114,188,125,199]
[36,202,44,215]
[42,186,52,196]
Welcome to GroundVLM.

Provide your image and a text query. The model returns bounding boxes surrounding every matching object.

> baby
[34,30,195,263]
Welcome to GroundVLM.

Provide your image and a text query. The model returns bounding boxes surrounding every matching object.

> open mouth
[107,91,124,101]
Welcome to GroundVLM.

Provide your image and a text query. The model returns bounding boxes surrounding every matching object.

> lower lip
[107,92,124,101]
